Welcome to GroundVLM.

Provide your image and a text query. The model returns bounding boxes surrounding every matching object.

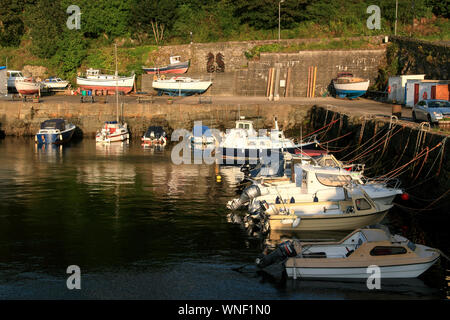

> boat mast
[115,44,119,123]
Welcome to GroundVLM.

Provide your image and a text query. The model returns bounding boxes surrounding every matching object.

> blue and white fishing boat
[35,119,76,144]
[219,118,321,165]
[333,73,370,99]
[152,77,212,96]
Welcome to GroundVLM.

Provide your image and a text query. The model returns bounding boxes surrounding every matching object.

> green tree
[54,31,87,79]
[23,0,65,58]
[0,0,34,47]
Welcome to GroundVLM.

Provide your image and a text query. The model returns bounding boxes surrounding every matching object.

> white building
[405,79,450,107]
[388,75,425,104]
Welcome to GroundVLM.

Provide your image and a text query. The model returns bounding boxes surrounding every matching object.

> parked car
[412,99,450,124]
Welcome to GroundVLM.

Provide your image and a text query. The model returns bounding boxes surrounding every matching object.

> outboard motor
[255,241,297,269]
[226,185,268,210]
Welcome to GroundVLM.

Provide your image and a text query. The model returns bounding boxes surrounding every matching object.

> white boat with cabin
[227,163,403,211]
[256,226,440,279]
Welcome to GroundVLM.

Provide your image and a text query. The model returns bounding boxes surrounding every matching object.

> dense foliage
[0,0,447,78]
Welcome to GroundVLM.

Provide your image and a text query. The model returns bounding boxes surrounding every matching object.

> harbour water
[0,138,447,299]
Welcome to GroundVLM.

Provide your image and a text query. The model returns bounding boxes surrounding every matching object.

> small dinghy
[141,126,167,146]
[256,226,440,279]
[35,119,76,144]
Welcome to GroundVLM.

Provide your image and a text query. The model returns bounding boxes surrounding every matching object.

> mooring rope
[349,126,405,163]
[340,123,389,161]
[379,141,443,179]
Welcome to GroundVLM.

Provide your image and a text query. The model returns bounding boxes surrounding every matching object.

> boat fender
[255,241,297,269]
[313,195,319,202]
[276,196,281,204]
[290,197,295,203]
[292,217,301,228]
[59,134,63,141]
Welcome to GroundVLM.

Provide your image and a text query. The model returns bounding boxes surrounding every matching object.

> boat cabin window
[238,123,250,130]
[369,246,407,256]
[315,173,352,187]
[355,198,371,210]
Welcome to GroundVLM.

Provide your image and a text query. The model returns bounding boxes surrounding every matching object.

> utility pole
[278,0,284,41]
[394,0,398,36]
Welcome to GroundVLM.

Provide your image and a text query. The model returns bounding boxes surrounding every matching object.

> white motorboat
[43,77,70,90]
[253,184,391,231]
[256,226,440,279]
[96,121,130,143]
[227,163,403,211]
[77,68,135,94]
[152,76,212,96]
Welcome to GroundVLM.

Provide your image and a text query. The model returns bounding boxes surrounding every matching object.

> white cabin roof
[361,229,390,242]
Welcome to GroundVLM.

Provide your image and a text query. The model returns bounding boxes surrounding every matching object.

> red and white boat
[77,69,135,94]
[142,56,189,75]
[15,78,44,95]
[96,121,130,143]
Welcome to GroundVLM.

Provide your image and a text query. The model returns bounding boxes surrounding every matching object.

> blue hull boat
[35,119,76,144]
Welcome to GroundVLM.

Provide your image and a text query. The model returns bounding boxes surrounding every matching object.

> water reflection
[0,138,446,299]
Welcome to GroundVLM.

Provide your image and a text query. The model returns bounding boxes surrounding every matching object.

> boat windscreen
[145,126,165,138]
[316,173,352,187]
[40,119,65,130]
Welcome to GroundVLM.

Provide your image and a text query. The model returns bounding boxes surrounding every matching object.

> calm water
[0,138,446,299]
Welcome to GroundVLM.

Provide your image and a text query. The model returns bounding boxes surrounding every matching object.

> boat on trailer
[35,119,76,144]
[77,69,135,95]
[15,78,44,96]
[333,72,370,99]
[256,226,440,279]
[43,77,70,90]
[142,56,190,74]
[152,76,212,96]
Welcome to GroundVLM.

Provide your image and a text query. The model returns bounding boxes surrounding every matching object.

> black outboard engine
[255,241,297,269]
[226,184,264,210]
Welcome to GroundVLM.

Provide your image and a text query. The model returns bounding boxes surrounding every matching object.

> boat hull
[333,80,370,99]
[269,210,388,231]
[35,126,76,145]
[15,81,42,95]
[77,75,135,94]
[96,132,129,143]
[286,257,439,279]
[152,79,212,96]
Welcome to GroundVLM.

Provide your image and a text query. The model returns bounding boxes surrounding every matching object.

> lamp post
[278,0,284,41]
